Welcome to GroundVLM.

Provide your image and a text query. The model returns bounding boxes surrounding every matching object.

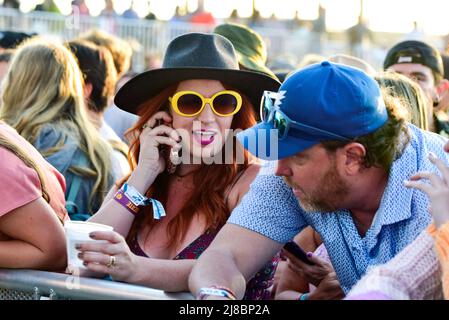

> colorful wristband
[210,285,237,298]
[114,189,140,215]
[197,287,237,300]
[122,182,151,206]
[119,182,167,220]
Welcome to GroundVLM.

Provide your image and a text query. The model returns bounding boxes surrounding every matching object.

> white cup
[64,221,113,270]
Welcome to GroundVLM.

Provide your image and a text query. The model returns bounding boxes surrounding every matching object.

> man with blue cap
[189,61,449,300]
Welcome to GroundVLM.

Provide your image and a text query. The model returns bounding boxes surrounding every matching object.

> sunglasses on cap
[169,90,242,117]
[260,91,352,141]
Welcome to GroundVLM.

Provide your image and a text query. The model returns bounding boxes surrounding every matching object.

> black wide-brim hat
[114,32,281,116]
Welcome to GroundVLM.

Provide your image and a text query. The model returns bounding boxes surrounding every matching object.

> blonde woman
[376,72,430,131]
[0,39,115,219]
[0,121,67,270]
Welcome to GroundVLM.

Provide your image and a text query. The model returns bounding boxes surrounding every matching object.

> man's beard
[285,161,350,213]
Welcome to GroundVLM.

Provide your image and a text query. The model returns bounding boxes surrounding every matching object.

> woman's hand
[282,248,344,300]
[308,272,345,300]
[404,151,449,228]
[137,111,182,175]
[282,249,334,287]
[76,230,141,283]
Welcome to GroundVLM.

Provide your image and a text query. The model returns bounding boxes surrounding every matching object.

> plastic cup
[64,221,113,270]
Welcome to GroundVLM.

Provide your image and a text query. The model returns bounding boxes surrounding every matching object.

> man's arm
[189,162,306,299]
[188,223,282,300]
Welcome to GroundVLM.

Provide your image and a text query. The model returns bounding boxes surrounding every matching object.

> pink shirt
[0,122,68,222]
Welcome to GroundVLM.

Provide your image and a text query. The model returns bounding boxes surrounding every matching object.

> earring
[167,147,181,174]
[170,148,181,165]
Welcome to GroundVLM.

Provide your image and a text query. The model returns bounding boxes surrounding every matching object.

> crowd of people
[0,18,448,301]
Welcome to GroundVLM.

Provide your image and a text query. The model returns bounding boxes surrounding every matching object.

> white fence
[2,7,434,72]
[0,7,215,71]
[0,7,352,71]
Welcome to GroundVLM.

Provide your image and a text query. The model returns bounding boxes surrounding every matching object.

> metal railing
[0,268,193,300]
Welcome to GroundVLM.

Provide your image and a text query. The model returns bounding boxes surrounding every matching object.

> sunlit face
[170,79,235,161]
[387,63,438,108]
[275,144,349,212]
[387,63,439,129]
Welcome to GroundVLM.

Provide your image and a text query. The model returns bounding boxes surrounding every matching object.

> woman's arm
[429,222,449,299]
[347,229,442,300]
[77,230,194,291]
[118,257,195,292]
[89,111,180,237]
[88,166,157,237]
[0,197,67,271]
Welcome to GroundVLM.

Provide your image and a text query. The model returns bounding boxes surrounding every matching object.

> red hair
[121,83,257,249]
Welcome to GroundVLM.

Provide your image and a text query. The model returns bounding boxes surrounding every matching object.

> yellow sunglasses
[168,90,242,117]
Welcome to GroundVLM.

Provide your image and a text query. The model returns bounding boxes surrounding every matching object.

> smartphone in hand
[159,144,177,174]
[283,241,315,265]
[157,119,179,174]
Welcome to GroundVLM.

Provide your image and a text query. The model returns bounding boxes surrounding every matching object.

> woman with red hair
[76,33,280,299]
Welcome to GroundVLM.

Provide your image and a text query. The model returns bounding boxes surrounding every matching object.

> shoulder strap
[224,168,247,202]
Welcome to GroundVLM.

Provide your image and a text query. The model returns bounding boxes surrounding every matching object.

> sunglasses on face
[169,90,242,117]
[260,90,352,141]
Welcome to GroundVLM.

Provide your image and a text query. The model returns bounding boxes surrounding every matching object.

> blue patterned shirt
[228,125,449,293]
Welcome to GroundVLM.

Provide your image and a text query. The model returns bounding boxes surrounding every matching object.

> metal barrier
[0,268,193,300]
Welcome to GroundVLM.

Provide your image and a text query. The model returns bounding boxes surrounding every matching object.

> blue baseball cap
[237,61,388,160]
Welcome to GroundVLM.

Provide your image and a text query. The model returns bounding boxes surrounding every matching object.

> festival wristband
[122,182,151,206]
[121,182,166,220]
[113,190,140,215]
[151,198,166,220]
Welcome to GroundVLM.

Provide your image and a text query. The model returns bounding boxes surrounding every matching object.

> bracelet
[298,293,309,300]
[210,285,237,299]
[122,182,151,207]
[118,182,167,220]
[197,287,237,300]
[113,189,140,215]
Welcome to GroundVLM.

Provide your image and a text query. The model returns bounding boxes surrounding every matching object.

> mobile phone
[283,241,314,265]
[157,119,178,174]
[159,144,177,174]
